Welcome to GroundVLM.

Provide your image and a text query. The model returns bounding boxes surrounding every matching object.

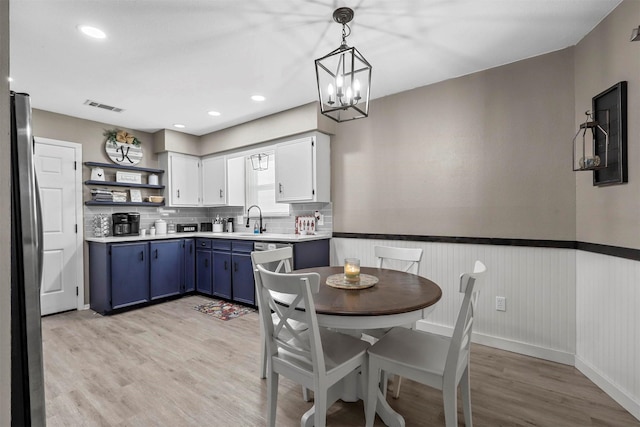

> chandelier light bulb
[345,86,353,105]
[353,79,361,100]
[327,83,335,105]
[336,75,344,97]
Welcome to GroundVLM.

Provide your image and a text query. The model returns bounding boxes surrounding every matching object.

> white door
[34,138,83,315]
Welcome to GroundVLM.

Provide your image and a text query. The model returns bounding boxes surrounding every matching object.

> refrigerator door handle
[34,172,44,287]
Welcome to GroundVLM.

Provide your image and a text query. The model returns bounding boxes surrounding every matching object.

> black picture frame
[592,81,627,186]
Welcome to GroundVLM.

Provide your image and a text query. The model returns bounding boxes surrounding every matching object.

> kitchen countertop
[85,231,332,244]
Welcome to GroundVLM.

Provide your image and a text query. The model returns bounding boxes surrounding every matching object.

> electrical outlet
[317,214,324,225]
[496,296,506,312]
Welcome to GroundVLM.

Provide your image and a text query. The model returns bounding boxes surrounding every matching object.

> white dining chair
[250,247,297,379]
[365,245,424,398]
[256,265,370,427]
[365,260,487,427]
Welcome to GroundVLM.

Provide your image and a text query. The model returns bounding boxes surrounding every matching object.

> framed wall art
[592,81,627,186]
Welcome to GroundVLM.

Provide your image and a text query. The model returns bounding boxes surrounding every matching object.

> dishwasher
[253,241,294,271]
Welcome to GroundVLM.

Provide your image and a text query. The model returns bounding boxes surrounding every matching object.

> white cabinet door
[202,155,226,206]
[166,153,200,206]
[275,134,330,203]
[275,137,314,202]
[226,156,245,207]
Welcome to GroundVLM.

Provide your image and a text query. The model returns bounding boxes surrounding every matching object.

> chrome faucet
[246,205,266,233]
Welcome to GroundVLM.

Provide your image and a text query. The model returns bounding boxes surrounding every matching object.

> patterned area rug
[194,299,256,321]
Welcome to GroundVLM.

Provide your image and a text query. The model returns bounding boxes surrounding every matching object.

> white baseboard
[575,356,640,422]
[415,320,575,366]
[82,304,90,310]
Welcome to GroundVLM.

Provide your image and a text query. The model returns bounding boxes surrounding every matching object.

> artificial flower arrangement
[103,129,141,147]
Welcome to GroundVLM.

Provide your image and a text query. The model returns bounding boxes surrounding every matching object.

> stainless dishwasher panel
[253,242,294,271]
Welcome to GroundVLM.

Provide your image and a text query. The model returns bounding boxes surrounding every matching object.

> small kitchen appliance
[112,213,131,236]
[112,212,140,236]
[226,217,234,233]
[177,223,198,232]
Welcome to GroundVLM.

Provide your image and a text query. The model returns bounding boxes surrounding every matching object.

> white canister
[148,174,159,186]
[154,219,167,235]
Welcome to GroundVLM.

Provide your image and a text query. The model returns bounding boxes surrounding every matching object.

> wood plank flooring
[42,295,639,426]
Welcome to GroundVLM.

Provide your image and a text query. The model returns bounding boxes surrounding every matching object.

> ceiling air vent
[84,99,124,113]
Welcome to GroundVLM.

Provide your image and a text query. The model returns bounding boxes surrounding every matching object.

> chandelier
[315,7,372,122]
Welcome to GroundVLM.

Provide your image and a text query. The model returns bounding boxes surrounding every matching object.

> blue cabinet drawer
[196,238,212,249]
[212,240,232,251]
[232,240,254,253]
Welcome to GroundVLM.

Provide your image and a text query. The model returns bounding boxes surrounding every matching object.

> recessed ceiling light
[208,111,221,117]
[78,25,106,39]
[251,95,266,102]
[173,124,186,129]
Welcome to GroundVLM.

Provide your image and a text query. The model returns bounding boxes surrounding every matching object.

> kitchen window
[245,151,289,216]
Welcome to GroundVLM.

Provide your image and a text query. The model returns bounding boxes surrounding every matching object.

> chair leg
[365,358,380,427]
[260,339,267,379]
[460,366,473,427]
[442,382,458,427]
[267,372,279,427]
[393,375,403,399]
[302,387,310,402]
[313,383,328,427]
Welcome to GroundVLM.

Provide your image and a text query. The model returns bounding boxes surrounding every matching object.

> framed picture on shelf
[129,189,142,203]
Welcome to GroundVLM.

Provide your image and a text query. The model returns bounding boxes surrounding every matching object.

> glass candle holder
[344,258,361,282]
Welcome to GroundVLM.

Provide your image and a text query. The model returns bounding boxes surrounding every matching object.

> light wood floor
[42,295,639,426]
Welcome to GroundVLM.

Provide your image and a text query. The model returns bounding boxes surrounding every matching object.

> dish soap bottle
[254,221,259,234]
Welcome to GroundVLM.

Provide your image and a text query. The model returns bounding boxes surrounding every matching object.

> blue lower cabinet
[232,252,255,305]
[196,248,213,295]
[111,242,150,310]
[150,240,183,300]
[183,239,196,293]
[231,240,255,306]
[213,251,232,299]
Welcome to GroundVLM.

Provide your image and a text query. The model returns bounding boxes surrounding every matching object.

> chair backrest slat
[374,246,423,275]
[445,260,486,382]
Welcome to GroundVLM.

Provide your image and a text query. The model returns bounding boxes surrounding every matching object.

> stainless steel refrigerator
[10,91,46,426]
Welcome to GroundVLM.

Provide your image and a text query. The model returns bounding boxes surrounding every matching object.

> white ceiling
[9,0,622,136]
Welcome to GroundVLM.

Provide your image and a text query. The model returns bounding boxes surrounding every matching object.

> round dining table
[293,266,443,427]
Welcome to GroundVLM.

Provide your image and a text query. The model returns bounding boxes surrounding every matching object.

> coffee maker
[112,212,141,236]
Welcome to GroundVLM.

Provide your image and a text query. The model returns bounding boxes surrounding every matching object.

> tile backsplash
[84,203,332,237]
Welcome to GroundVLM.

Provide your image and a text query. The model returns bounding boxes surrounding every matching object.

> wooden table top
[295,266,442,317]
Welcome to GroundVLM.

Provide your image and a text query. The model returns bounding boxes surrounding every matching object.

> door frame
[34,137,85,311]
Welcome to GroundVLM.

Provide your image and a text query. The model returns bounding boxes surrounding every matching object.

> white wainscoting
[331,238,576,364]
[332,237,640,421]
[575,250,640,421]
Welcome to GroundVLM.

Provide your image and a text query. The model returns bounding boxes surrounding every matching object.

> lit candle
[345,86,352,105]
[336,75,344,97]
[344,258,360,282]
[327,83,334,105]
[353,79,361,101]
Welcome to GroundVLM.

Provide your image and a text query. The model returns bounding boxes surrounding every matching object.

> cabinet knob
[177,189,180,198]
[219,189,223,198]
[279,183,283,194]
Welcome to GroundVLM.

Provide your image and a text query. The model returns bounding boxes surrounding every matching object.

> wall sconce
[572,110,609,171]
[250,153,269,171]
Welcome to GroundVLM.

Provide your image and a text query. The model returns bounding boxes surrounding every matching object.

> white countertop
[85,231,331,244]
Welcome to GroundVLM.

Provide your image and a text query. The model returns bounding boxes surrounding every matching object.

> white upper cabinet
[275,133,330,203]
[202,154,245,207]
[159,152,201,206]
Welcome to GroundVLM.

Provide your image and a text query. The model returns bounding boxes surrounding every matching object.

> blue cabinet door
[232,253,255,305]
[111,242,149,309]
[196,249,212,294]
[213,251,232,299]
[183,239,196,292]
[150,240,183,300]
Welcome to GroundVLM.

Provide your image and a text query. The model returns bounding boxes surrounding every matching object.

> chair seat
[369,327,450,377]
[278,329,370,375]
